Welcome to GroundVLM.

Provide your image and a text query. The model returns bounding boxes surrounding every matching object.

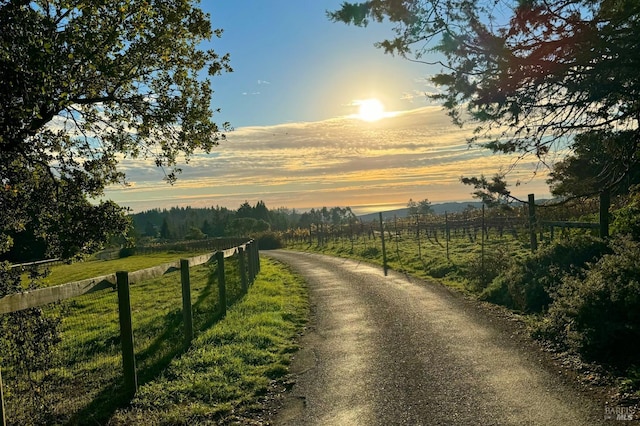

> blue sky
[207,1,436,127]
[105,1,553,214]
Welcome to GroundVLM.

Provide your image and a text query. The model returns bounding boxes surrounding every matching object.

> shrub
[465,245,511,292]
[611,186,640,241]
[253,231,283,250]
[119,246,136,258]
[360,246,380,258]
[0,265,62,424]
[480,235,610,312]
[539,236,640,369]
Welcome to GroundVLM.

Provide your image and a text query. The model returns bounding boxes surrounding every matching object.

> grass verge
[108,257,308,424]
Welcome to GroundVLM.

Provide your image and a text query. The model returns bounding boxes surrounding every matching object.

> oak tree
[1,0,231,261]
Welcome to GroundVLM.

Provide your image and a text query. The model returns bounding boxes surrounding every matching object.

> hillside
[357,201,484,222]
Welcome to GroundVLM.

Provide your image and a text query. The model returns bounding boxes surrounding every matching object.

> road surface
[264,250,610,426]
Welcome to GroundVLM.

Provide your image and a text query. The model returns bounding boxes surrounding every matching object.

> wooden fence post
[379,212,388,276]
[238,247,248,294]
[416,215,422,260]
[116,271,137,398]
[216,252,227,317]
[600,189,610,238]
[247,242,255,284]
[528,194,538,252]
[445,211,450,261]
[255,240,261,274]
[180,259,194,345]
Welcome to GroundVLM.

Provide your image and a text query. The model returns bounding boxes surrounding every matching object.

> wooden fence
[0,238,260,426]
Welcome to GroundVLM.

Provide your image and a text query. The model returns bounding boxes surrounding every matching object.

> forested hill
[357,202,484,222]
[130,200,493,241]
[129,202,359,241]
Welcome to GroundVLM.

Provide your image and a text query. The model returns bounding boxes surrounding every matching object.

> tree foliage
[329,0,640,192]
[1,0,231,261]
[407,198,432,215]
[460,173,513,207]
[547,130,640,198]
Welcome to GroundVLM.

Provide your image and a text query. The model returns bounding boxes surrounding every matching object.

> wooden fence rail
[0,239,259,425]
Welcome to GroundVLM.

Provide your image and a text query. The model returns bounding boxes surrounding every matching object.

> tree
[185,226,206,240]
[407,198,433,215]
[329,1,640,190]
[407,198,419,216]
[417,199,433,215]
[1,0,231,261]
[160,218,172,240]
[547,130,640,198]
[461,174,513,208]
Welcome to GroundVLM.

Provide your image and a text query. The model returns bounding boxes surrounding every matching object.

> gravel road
[264,250,611,426]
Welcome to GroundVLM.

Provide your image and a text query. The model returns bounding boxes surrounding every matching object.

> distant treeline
[130,201,359,241]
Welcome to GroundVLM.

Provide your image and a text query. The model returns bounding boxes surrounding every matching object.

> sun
[356,98,385,122]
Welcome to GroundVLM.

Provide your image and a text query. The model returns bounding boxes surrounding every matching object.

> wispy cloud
[105,106,552,213]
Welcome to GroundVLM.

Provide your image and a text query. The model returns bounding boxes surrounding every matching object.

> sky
[104,0,553,215]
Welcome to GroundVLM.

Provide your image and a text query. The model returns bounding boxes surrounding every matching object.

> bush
[465,245,511,292]
[119,246,136,258]
[611,186,640,241]
[539,236,640,369]
[0,265,62,424]
[253,231,283,250]
[360,246,380,258]
[480,235,610,312]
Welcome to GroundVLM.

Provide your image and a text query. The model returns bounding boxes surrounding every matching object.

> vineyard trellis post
[416,215,422,260]
[379,212,388,276]
[445,212,450,261]
[394,215,401,264]
[180,259,194,345]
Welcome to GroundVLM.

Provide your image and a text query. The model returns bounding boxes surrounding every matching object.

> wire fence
[282,195,604,290]
[0,239,259,426]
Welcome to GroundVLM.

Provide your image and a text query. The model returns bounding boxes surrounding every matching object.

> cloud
[105,106,553,213]
[257,79,271,85]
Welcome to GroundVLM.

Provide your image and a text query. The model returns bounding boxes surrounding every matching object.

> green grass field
[40,251,212,286]
[2,251,308,425]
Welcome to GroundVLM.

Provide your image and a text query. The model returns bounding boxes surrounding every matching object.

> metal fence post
[180,259,194,345]
[116,271,137,398]
[216,252,227,317]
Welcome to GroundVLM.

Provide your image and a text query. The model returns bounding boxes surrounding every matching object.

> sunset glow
[105,106,553,214]
[356,99,385,121]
